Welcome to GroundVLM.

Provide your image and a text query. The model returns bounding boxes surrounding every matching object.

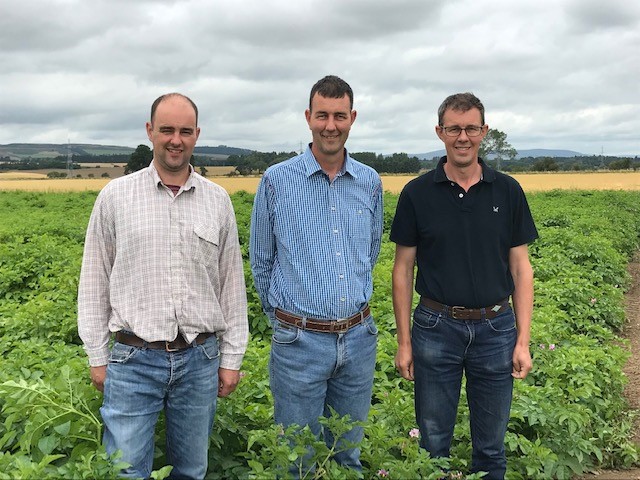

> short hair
[437,92,485,126]
[150,93,199,125]
[309,75,354,111]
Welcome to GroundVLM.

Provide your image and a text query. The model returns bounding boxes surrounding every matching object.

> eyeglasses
[440,125,485,137]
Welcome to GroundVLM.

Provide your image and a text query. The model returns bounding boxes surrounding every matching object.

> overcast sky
[1,0,638,156]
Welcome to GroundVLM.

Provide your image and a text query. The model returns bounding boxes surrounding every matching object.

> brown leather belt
[420,297,510,320]
[115,331,214,352]
[274,305,370,333]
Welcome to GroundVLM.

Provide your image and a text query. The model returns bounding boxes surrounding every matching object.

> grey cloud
[0,0,638,156]
[565,0,640,32]
[205,0,443,50]
[0,1,150,52]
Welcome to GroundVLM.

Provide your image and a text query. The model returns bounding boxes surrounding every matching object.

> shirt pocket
[347,204,373,240]
[193,223,219,266]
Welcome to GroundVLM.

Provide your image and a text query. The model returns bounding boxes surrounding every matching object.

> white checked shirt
[78,162,248,369]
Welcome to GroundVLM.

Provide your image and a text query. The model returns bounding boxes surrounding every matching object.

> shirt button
[331,206,336,211]
[339,274,344,279]
[459,193,464,198]
[336,252,341,256]
[333,229,338,234]
[340,297,345,302]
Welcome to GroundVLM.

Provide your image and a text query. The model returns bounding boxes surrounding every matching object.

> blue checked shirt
[250,146,383,320]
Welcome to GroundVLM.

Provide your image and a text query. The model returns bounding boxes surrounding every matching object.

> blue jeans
[269,314,378,474]
[411,304,516,480]
[100,335,220,480]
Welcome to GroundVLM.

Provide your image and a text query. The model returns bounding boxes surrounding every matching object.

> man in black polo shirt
[390,92,537,480]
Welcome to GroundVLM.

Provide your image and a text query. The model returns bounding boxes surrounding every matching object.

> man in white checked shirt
[250,75,383,475]
[78,93,248,480]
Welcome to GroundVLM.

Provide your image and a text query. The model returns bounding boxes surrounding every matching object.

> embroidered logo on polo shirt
[493,206,499,213]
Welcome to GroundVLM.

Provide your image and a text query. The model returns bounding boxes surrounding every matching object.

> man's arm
[509,243,534,380]
[369,179,384,267]
[249,176,276,317]
[216,194,249,373]
[393,244,417,381]
[78,191,116,385]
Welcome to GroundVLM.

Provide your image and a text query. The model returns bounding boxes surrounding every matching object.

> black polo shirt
[390,157,538,308]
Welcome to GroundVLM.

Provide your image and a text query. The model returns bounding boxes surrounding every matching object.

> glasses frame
[439,125,486,137]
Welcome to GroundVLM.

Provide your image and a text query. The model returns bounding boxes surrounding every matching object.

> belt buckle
[165,341,181,352]
[451,306,465,319]
[331,319,350,333]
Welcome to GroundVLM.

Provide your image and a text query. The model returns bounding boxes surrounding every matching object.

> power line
[66,139,73,178]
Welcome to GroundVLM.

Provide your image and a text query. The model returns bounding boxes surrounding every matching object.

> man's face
[305,93,356,159]
[146,96,200,176]
[436,107,487,169]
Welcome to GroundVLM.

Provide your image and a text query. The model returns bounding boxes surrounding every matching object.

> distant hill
[194,145,254,156]
[1,143,591,161]
[0,143,135,160]
[0,143,255,161]
[514,149,586,158]
[413,148,586,160]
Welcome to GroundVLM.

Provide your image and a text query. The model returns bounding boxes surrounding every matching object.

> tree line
[122,147,427,175]
[3,128,638,175]
[495,155,639,172]
[226,151,425,175]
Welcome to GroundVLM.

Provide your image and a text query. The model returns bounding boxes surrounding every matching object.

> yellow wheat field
[0,172,49,180]
[382,172,640,193]
[0,176,263,193]
[1,171,639,194]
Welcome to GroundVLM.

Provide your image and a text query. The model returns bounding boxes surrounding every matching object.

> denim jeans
[269,314,378,474]
[100,335,220,480]
[411,304,516,480]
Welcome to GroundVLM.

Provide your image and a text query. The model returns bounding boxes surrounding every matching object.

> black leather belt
[274,305,370,333]
[420,297,510,320]
[115,331,214,352]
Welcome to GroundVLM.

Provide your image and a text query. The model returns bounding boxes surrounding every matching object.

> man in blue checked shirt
[250,75,383,474]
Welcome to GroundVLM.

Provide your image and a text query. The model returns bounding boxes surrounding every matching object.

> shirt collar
[302,144,356,179]
[148,161,196,191]
[434,156,495,184]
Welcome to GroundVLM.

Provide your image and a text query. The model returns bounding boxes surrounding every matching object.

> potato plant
[0,189,639,479]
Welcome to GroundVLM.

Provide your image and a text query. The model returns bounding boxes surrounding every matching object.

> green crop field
[1,190,639,478]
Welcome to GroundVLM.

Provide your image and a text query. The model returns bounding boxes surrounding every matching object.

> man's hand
[90,365,107,392]
[395,344,415,381]
[218,368,241,397]
[512,344,533,379]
